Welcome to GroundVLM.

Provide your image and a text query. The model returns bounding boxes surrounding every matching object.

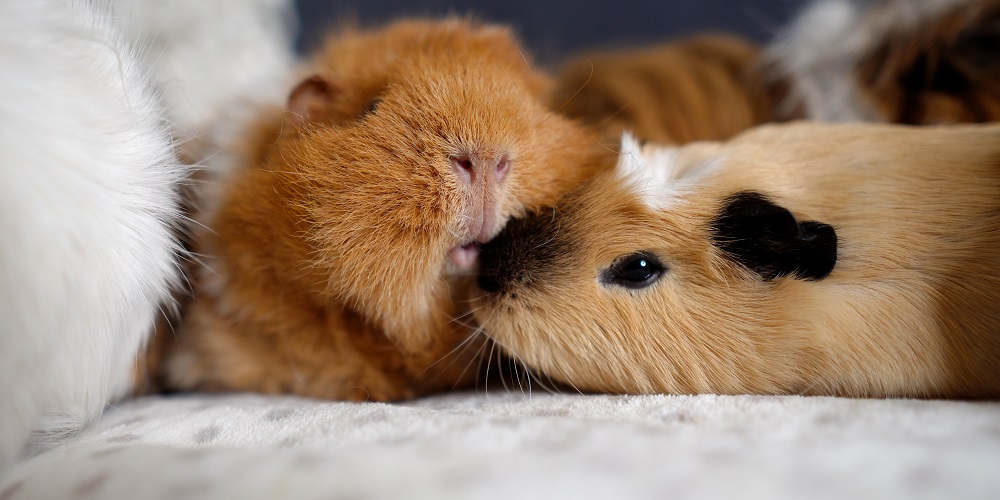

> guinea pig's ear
[287,75,337,127]
[711,191,837,281]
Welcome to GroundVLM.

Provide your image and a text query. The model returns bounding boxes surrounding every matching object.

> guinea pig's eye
[600,252,666,290]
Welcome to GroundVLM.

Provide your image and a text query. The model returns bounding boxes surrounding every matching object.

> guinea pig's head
[472,133,838,394]
[262,19,607,338]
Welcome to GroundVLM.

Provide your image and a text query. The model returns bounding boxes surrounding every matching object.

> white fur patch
[766,0,978,121]
[615,133,718,210]
[0,0,297,468]
[0,0,187,467]
[113,0,297,146]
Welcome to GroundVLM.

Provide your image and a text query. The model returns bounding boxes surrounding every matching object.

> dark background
[295,0,812,65]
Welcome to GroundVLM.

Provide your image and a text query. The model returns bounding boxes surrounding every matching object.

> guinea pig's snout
[449,152,511,186]
[476,228,521,296]
[447,150,513,270]
[476,212,566,297]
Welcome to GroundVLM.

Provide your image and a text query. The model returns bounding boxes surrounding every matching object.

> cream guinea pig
[474,122,1000,398]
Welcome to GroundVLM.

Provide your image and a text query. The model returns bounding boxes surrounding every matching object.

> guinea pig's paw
[312,373,418,402]
[342,383,416,403]
[711,191,837,281]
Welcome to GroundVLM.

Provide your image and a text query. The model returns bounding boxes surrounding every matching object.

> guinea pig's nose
[476,274,502,294]
[450,152,511,185]
[477,230,514,295]
[476,213,560,297]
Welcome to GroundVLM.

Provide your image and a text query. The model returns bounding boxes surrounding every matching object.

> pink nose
[449,153,510,185]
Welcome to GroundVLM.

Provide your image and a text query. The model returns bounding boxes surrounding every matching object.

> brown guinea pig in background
[474,123,1000,398]
[550,35,779,145]
[162,19,612,401]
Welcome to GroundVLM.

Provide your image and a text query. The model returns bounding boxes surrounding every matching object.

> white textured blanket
[2,393,998,499]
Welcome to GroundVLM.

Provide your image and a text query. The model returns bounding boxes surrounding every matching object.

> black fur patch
[711,191,837,281]
[478,210,571,295]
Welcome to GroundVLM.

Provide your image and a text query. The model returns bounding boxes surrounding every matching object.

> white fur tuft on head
[614,132,717,210]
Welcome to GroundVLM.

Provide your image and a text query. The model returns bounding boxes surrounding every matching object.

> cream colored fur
[112,0,297,148]
[473,123,1000,398]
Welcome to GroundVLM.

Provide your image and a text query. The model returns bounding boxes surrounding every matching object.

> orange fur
[162,19,612,401]
[156,1,1000,401]
[551,35,780,145]
[474,123,1000,398]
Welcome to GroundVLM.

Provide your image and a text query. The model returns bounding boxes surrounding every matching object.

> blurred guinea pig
[162,19,611,401]
[474,122,1000,398]
[550,0,1000,150]
[551,35,777,145]
[762,0,1000,124]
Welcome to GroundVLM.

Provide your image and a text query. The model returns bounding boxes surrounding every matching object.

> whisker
[525,365,558,395]
[512,355,525,397]
[485,341,497,397]
[552,61,594,115]
[414,327,484,379]
[453,331,492,390]
[498,347,510,393]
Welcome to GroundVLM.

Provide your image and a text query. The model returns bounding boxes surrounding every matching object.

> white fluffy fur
[766,0,977,121]
[112,0,297,146]
[615,133,721,209]
[0,1,184,468]
[0,1,298,470]
[0,0,298,470]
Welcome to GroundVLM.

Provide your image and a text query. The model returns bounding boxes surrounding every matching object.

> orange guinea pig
[474,123,1000,398]
[551,34,778,145]
[163,19,611,401]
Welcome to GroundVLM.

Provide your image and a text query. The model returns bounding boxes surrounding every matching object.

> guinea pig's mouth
[448,241,481,270]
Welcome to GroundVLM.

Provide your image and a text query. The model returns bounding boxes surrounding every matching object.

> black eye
[600,252,666,290]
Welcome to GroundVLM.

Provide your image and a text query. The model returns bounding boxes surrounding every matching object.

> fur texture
[162,19,613,401]
[0,1,185,468]
[474,123,1000,398]
[553,0,1000,146]
[764,0,1000,123]
[115,0,299,393]
[157,0,1000,402]
[112,0,297,147]
[551,35,779,145]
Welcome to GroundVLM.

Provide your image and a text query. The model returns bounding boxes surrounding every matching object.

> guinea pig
[762,0,1000,124]
[474,122,1000,398]
[161,19,612,401]
[550,35,779,145]
[550,0,1000,152]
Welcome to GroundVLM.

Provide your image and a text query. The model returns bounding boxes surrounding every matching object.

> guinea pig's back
[721,123,1000,397]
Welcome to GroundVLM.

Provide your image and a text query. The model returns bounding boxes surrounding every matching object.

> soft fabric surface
[1,393,997,499]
